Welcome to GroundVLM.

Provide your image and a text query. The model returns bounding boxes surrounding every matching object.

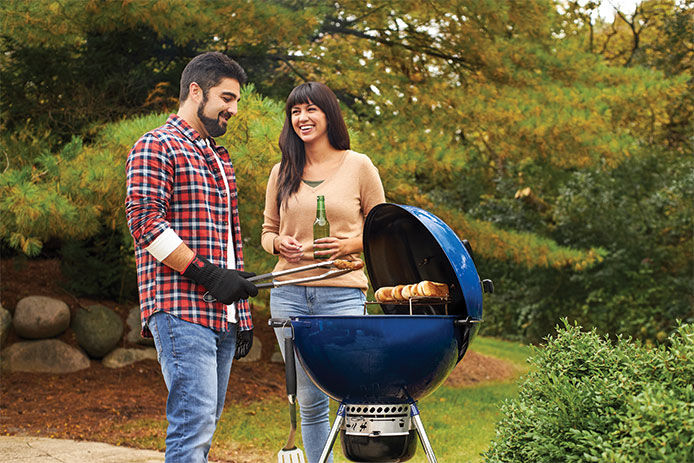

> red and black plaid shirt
[125,114,252,336]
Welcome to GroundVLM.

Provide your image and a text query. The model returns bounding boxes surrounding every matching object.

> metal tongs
[248,259,362,289]
[203,260,362,302]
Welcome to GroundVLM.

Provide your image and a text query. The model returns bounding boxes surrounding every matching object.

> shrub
[60,224,138,302]
[484,320,694,462]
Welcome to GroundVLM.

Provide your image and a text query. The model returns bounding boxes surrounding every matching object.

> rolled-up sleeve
[125,133,175,247]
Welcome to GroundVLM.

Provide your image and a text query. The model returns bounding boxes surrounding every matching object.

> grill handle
[284,336,297,401]
[269,318,311,329]
[268,318,292,329]
[454,317,483,326]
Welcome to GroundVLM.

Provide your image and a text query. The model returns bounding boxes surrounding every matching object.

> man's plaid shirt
[125,114,252,336]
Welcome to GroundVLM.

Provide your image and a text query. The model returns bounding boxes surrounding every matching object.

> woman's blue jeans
[148,311,237,463]
[271,285,366,463]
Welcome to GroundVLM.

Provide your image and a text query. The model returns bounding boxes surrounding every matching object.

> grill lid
[363,203,482,319]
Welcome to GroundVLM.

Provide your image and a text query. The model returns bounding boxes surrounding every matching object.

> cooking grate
[363,296,451,315]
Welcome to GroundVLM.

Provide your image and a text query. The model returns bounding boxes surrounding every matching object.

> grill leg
[411,402,438,463]
[317,403,346,463]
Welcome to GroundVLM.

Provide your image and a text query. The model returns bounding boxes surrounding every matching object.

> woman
[261,82,385,463]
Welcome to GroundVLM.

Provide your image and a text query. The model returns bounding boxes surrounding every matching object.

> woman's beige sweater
[261,150,386,290]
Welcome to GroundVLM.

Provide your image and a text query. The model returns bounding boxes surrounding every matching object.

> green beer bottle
[313,195,330,259]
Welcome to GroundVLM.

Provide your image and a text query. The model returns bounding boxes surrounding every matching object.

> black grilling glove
[182,254,258,304]
[235,329,254,359]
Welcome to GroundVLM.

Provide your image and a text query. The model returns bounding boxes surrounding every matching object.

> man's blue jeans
[271,285,366,463]
[148,311,237,463]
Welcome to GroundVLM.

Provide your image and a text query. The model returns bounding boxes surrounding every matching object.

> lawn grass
[393,381,523,463]
[116,336,531,462]
[469,335,532,373]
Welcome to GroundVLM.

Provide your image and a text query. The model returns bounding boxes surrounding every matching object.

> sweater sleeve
[261,164,281,255]
[360,156,386,217]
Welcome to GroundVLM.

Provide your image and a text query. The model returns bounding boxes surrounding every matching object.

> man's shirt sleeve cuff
[145,228,183,262]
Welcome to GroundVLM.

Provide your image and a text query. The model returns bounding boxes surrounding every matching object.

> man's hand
[235,329,253,359]
[182,254,258,304]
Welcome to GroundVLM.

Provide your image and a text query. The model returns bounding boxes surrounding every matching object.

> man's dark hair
[179,52,247,102]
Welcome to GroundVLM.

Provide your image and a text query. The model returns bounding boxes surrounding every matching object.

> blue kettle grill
[270,203,492,463]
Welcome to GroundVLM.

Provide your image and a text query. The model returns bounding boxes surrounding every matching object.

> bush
[60,224,138,302]
[484,320,694,462]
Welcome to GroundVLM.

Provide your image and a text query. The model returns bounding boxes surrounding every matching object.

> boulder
[0,305,11,347]
[13,296,70,339]
[71,304,123,358]
[102,347,157,369]
[1,339,90,373]
[126,305,154,346]
[236,337,262,363]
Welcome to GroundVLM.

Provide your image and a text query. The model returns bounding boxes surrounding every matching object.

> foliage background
[1,0,692,344]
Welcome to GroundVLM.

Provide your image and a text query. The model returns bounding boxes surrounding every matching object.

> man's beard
[197,98,227,138]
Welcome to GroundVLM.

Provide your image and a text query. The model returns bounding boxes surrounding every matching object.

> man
[125,52,258,462]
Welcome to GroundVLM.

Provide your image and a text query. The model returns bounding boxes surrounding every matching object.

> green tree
[0,0,318,145]
[562,0,693,150]
[1,0,691,341]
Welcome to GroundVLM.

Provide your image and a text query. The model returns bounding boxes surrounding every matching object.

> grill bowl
[289,315,474,403]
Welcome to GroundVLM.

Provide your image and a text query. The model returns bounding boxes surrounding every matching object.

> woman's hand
[276,235,303,263]
[313,236,362,260]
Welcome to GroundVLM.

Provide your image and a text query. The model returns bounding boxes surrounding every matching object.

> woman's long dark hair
[276,82,350,210]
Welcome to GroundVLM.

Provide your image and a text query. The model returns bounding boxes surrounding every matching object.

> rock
[271,351,284,364]
[102,347,157,368]
[71,304,123,358]
[1,339,90,373]
[126,306,154,346]
[236,337,262,363]
[13,296,70,339]
[0,305,11,347]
